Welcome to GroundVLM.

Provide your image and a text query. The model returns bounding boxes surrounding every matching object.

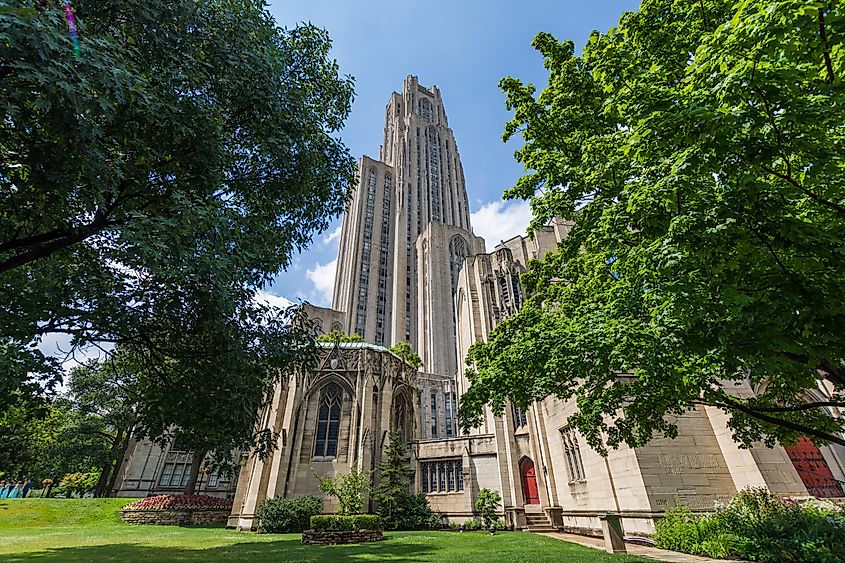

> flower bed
[121,495,233,526]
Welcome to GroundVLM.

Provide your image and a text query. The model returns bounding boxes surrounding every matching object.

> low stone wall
[301,529,383,545]
[121,509,230,526]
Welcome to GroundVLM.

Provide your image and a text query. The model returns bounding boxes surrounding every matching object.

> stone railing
[121,508,230,526]
[301,529,383,545]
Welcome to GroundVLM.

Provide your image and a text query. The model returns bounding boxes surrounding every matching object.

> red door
[521,458,540,505]
[785,437,844,498]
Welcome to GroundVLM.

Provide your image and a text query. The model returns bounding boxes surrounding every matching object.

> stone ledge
[301,529,383,545]
[121,509,230,526]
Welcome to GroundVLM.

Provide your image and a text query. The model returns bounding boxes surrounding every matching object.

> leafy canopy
[316,331,364,343]
[0,0,355,409]
[460,0,845,450]
[388,342,423,369]
[317,467,371,516]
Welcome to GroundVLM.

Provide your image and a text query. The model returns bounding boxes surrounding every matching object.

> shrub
[474,488,501,528]
[54,472,99,497]
[653,505,702,554]
[654,488,845,563]
[397,494,441,530]
[256,496,323,534]
[317,468,370,515]
[462,517,481,531]
[123,494,233,511]
[309,514,381,532]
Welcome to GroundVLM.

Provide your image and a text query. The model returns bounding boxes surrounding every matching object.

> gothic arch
[449,235,469,290]
[392,386,414,443]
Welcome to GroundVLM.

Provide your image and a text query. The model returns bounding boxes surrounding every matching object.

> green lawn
[0,499,651,562]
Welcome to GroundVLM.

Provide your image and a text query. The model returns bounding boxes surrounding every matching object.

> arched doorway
[520,457,540,505]
[785,437,844,498]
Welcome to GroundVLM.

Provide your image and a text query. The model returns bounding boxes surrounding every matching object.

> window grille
[421,460,463,493]
[314,383,343,458]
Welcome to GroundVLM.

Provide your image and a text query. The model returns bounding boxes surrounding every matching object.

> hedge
[256,495,323,534]
[309,514,381,532]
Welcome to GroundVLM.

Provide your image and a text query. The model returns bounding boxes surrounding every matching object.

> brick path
[538,532,737,563]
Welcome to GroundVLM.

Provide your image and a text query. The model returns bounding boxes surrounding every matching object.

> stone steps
[524,511,556,532]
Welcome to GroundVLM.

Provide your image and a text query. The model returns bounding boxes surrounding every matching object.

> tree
[460,1,845,451]
[474,488,501,529]
[0,397,113,489]
[389,342,423,369]
[66,353,140,496]
[317,467,371,515]
[372,430,415,529]
[0,1,355,410]
[316,331,364,343]
[126,297,319,495]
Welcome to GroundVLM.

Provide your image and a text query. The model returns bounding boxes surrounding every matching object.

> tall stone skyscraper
[333,76,484,377]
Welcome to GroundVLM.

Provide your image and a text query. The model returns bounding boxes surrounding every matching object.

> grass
[0,499,652,562]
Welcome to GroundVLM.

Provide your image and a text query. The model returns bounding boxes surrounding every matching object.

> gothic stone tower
[333,76,484,378]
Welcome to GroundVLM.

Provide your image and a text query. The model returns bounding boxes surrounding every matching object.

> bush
[653,505,702,554]
[54,472,99,498]
[317,468,370,515]
[654,488,845,563]
[256,496,323,534]
[309,514,381,532]
[462,517,481,531]
[123,494,233,512]
[396,494,441,530]
[474,488,501,528]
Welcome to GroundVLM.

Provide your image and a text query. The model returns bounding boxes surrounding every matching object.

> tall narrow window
[430,392,438,438]
[445,391,453,438]
[315,383,342,458]
[560,427,585,482]
[511,404,529,429]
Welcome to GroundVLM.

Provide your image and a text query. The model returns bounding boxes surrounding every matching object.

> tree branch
[0,209,121,275]
[818,9,835,84]
[741,401,845,413]
[708,397,845,447]
[760,164,845,216]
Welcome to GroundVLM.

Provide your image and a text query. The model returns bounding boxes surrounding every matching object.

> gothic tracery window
[314,383,343,458]
[419,97,434,122]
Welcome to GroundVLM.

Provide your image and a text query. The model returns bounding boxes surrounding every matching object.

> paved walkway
[538,532,736,563]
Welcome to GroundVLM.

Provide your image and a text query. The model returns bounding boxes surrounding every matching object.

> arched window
[314,383,342,458]
[419,97,434,122]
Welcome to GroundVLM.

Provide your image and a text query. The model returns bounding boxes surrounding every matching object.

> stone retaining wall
[121,509,230,526]
[301,529,383,545]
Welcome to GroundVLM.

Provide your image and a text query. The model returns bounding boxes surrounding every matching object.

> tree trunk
[106,429,132,497]
[95,428,125,497]
[183,450,207,496]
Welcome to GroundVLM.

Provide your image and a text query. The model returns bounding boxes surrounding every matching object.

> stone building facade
[114,76,845,536]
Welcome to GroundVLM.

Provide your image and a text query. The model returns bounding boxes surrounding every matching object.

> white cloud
[306,258,337,307]
[324,225,342,246]
[470,200,533,251]
[255,289,294,310]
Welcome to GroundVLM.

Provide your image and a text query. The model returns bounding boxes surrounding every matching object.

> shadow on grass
[0,535,436,562]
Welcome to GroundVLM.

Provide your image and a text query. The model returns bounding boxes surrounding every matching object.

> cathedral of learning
[114,76,845,535]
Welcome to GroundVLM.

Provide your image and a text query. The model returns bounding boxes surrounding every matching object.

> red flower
[123,494,233,512]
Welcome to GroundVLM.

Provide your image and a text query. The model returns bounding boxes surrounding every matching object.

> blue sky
[264,0,640,307]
